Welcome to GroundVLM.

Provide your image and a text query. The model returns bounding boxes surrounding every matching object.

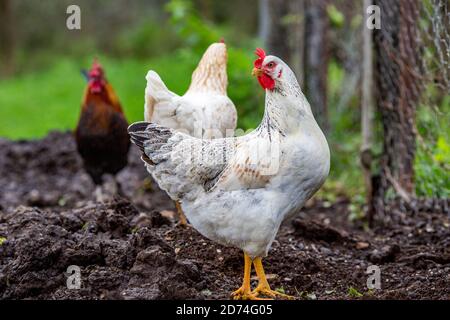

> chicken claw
[251,286,294,300]
[231,285,267,300]
[230,253,266,300]
[252,257,294,300]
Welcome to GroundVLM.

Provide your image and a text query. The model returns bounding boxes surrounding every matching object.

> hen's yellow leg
[175,201,188,226]
[252,257,294,299]
[231,253,266,300]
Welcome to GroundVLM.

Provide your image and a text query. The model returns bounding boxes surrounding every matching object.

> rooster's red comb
[254,48,266,68]
[89,58,104,77]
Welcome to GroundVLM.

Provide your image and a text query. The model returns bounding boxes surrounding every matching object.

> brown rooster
[75,59,130,201]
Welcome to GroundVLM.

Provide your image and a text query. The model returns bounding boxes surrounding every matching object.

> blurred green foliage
[325,60,366,195]
[415,139,450,198]
[113,20,181,58]
[327,4,345,28]
[166,0,223,52]
[415,97,450,198]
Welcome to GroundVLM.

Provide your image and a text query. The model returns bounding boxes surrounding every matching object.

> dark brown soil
[0,132,449,300]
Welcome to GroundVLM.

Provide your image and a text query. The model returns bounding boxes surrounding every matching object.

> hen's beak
[252,67,263,77]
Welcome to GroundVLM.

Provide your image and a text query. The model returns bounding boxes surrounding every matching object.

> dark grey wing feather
[128,121,174,164]
[128,121,238,200]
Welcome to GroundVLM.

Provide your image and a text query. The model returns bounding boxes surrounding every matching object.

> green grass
[0,54,193,139]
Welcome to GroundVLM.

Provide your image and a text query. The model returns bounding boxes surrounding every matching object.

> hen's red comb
[255,48,266,59]
[254,48,266,68]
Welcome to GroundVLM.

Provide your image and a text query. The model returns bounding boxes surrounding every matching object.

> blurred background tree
[0,0,448,223]
[0,0,15,76]
[372,0,423,221]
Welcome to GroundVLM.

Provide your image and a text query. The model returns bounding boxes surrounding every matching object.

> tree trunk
[361,0,375,225]
[288,0,305,86]
[260,0,304,85]
[0,0,15,76]
[266,0,290,61]
[258,0,270,48]
[304,0,329,133]
[197,0,212,21]
[373,0,423,218]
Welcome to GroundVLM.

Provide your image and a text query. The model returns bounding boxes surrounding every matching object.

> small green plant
[131,227,139,234]
[348,286,363,298]
[275,287,285,294]
[366,289,375,296]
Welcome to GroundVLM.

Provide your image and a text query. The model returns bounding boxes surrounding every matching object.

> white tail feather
[144,70,178,122]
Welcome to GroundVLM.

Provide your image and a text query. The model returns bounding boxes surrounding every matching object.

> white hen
[129,48,330,300]
[144,42,237,139]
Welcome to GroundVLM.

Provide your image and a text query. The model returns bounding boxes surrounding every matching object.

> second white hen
[144,42,237,139]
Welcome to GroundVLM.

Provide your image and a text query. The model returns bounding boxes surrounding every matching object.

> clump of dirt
[0,199,203,300]
[0,132,449,299]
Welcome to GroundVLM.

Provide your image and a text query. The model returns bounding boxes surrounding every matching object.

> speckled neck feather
[258,65,312,138]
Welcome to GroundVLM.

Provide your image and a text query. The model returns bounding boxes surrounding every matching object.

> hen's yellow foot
[252,285,294,300]
[231,252,270,300]
[231,286,263,300]
[252,257,295,300]
[175,201,189,226]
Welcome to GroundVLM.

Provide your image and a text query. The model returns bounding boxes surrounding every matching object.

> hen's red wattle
[258,74,275,90]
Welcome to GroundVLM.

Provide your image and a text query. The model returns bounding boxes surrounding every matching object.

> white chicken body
[144,43,237,139]
[130,55,330,259]
[183,102,329,258]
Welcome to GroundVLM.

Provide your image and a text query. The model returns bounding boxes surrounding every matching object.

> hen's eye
[267,62,275,68]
